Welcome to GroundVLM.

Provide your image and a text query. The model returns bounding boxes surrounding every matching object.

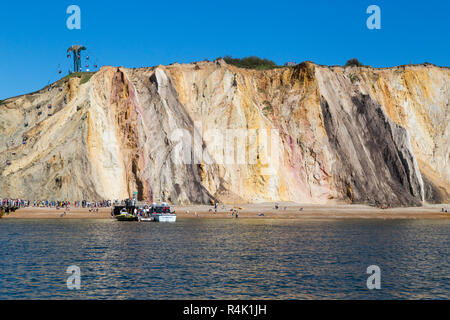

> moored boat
[115,208,138,221]
[150,202,176,222]
[139,217,154,222]
[112,201,176,222]
[115,213,138,221]
[152,213,176,222]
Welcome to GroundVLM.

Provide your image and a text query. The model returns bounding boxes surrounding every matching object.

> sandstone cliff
[0,60,448,205]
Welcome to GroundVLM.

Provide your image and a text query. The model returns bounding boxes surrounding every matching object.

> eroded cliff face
[0,60,448,205]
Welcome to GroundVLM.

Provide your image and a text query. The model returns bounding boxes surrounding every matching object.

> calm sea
[0,218,448,299]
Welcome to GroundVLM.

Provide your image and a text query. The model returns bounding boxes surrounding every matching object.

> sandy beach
[2,202,449,220]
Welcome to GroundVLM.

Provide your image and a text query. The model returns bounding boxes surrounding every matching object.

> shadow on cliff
[320,93,424,206]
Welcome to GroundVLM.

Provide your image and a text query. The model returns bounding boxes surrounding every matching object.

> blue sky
[0,0,448,99]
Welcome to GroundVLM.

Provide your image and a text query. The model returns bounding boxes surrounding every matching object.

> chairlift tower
[67,45,86,73]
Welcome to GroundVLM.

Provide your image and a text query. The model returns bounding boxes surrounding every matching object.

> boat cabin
[150,205,171,214]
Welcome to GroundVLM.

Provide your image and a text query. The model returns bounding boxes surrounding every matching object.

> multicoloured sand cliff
[0,60,448,205]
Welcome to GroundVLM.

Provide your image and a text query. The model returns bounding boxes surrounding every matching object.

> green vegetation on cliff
[221,56,279,70]
[62,72,95,84]
[345,58,364,67]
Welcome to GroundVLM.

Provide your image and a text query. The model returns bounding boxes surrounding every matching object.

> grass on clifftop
[61,72,95,84]
[220,56,280,70]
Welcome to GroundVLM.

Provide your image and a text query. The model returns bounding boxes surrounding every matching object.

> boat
[112,201,176,222]
[115,209,138,221]
[152,213,176,222]
[150,202,176,222]
[115,213,138,221]
[139,216,154,222]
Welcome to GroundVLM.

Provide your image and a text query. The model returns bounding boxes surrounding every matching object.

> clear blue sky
[0,0,448,99]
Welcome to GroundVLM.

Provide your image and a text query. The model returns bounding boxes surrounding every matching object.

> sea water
[0,218,448,299]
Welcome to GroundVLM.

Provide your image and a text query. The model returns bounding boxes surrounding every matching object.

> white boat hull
[153,214,176,222]
[139,217,154,222]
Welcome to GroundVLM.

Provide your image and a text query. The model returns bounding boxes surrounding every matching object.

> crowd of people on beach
[0,198,30,208]
[0,197,152,212]
[31,200,112,208]
[2,197,449,217]
[0,198,112,209]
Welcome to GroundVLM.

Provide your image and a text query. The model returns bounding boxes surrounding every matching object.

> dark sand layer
[2,203,449,220]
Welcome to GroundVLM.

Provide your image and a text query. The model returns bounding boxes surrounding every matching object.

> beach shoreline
[2,203,449,220]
